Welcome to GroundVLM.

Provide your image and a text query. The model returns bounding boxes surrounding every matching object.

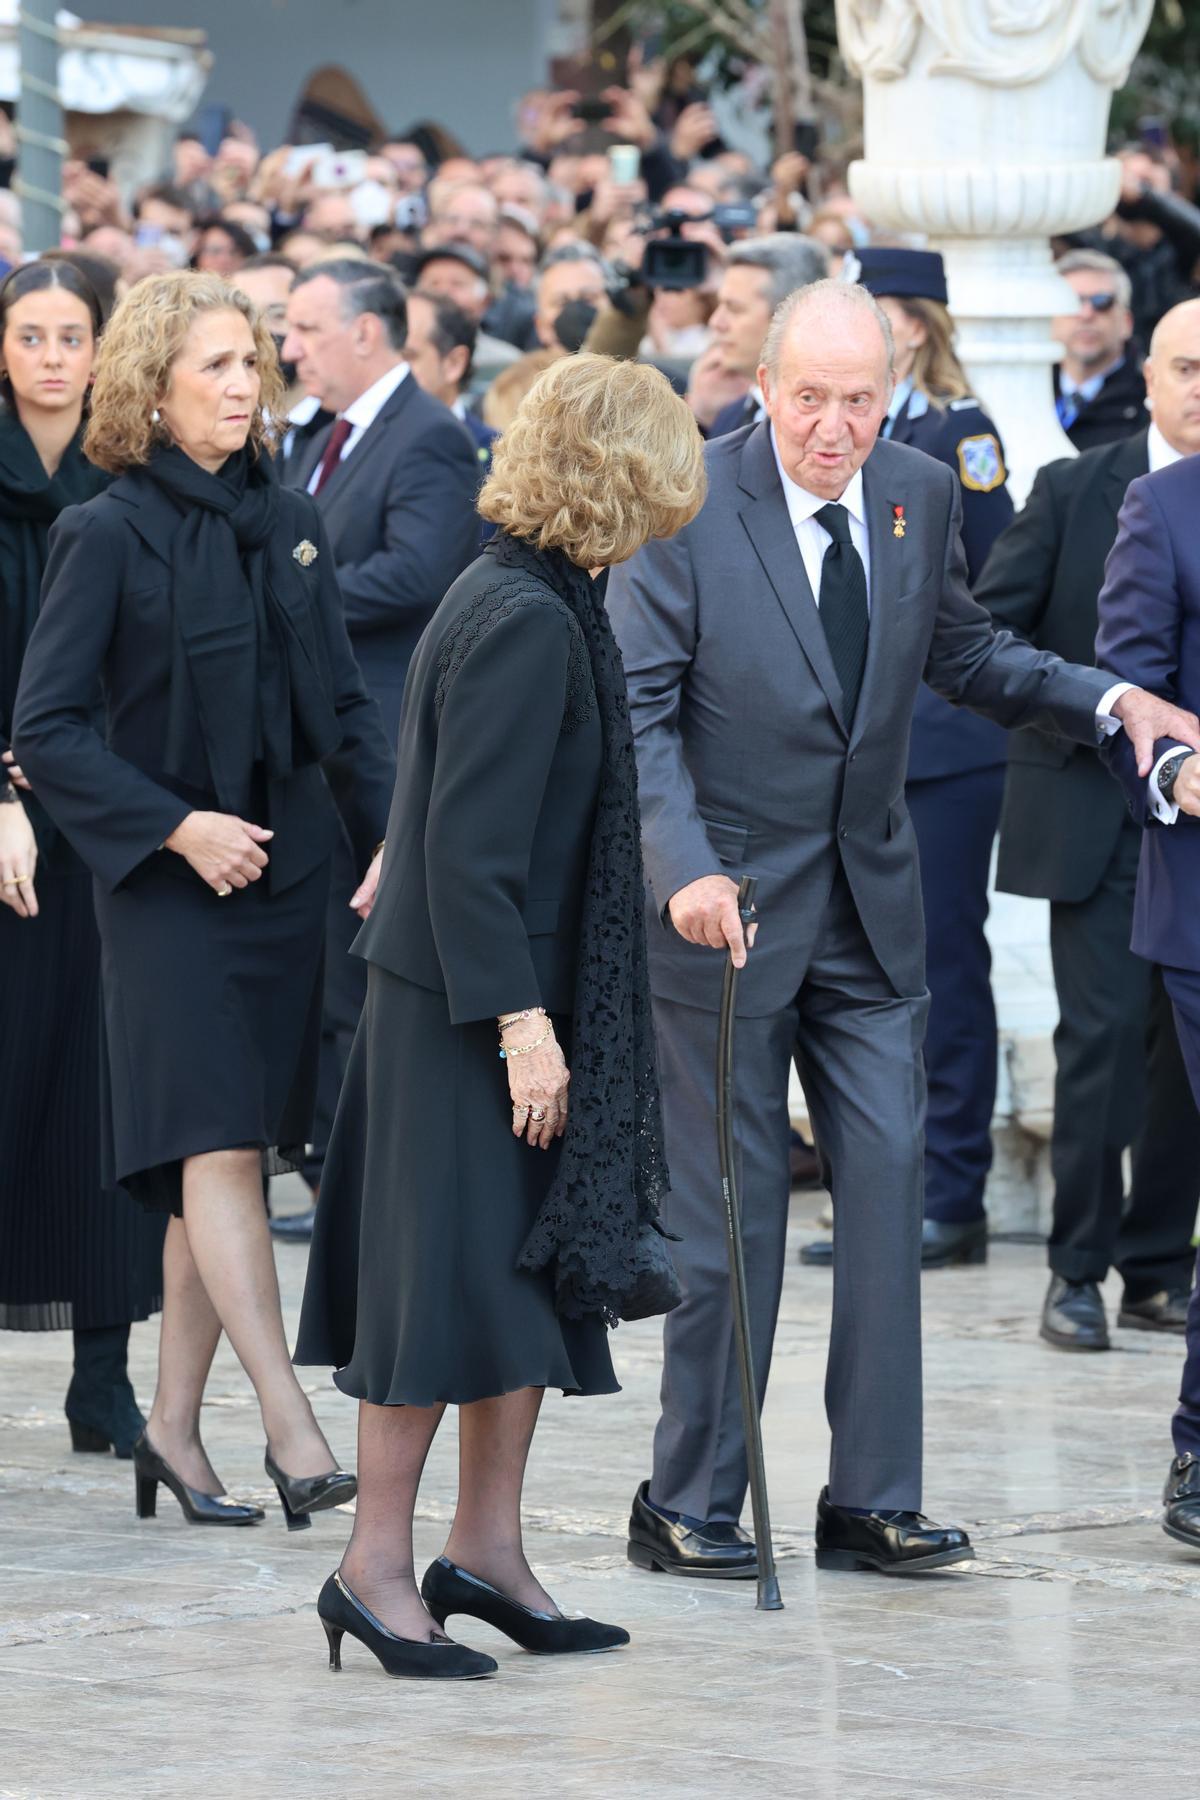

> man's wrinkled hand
[668,873,757,967]
[1112,689,1200,777]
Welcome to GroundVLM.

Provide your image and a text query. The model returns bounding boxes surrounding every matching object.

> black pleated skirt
[0,844,165,1331]
[294,966,617,1406]
[93,855,328,1215]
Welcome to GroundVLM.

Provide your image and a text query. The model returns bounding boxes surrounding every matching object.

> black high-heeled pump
[264,1452,357,1532]
[317,1571,498,1681]
[421,1557,630,1655]
[132,1434,264,1526]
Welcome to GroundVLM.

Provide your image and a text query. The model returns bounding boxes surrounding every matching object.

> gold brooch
[293,539,318,567]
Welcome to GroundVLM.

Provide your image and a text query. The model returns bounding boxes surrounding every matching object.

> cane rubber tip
[757,1577,784,1611]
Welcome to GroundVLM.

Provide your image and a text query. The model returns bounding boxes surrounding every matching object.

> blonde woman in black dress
[296,354,706,1680]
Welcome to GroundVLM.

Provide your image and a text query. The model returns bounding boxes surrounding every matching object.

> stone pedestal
[836,0,1155,501]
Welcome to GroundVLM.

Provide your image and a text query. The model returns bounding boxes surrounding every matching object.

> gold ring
[529,1108,548,1123]
[15,875,31,885]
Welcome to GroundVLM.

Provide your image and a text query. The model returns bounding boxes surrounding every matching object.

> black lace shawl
[472,532,670,1323]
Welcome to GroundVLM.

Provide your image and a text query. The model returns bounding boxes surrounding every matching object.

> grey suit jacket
[606,424,1114,1016]
[291,372,480,746]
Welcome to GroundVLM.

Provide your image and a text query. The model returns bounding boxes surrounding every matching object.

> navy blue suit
[1096,455,1200,1458]
[459,407,499,543]
[708,393,760,440]
[890,391,1014,1225]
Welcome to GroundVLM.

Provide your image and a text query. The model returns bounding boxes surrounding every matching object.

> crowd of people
[3,58,1200,1678]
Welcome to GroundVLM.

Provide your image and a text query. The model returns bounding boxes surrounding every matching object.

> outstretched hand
[1111,689,1200,777]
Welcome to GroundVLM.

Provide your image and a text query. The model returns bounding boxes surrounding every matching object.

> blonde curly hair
[479,353,706,567]
[85,270,285,473]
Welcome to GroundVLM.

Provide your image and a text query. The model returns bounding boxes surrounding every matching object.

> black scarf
[0,411,107,845]
[141,445,342,813]
[484,534,671,1324]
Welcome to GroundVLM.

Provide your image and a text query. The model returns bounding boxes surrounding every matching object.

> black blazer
[293,372,481,745]
[353,551,602,1024]
[13,473,395,896]
[975,429,1149,904]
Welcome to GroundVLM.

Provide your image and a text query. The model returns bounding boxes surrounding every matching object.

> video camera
[632,202,758,290]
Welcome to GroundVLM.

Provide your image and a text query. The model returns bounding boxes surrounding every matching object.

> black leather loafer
[801,1217,988,1272]
[1040,1275,1109,1351]
[627,1480,757,1579]
[1163,1453,1200,1549]
[815,1488,974,1574]
[421,1557,629,1653]
[269,1206,316,1242]
[1118,1289,1190,1334]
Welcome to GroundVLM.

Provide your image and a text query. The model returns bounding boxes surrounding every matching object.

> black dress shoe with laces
[1040,1275,1109,1351]
[815,1488,974,1574]
[627,1480,757,1578]
[1163,1453,1200,1549]
[1118,1289,1190,1335]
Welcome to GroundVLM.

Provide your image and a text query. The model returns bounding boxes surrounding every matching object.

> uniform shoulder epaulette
[948,396,981,412]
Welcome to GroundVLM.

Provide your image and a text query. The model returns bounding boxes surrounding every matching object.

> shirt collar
[1148,419,1185,473]
[769,424,867,530]
[342,360,410,432]
[288,393,321,427]
[886,376,913,424]
[1059,355,1124,403]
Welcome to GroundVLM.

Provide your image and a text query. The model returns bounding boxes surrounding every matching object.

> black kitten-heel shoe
[132,1434,264,1526]
[421,1556,630,1655]
[264,1452,357,1532]
[317,1571,498,1681]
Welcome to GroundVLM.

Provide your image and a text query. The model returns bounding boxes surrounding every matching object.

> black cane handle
[736,875,758,935]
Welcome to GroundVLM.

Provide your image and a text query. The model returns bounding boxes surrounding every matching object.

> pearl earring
[151,408,161,423]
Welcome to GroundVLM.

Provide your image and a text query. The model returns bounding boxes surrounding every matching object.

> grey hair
[291,257,408,350]
[1054,248,1133,311]
[728,232,830,311]
[761,277,895,383]
[539,241,613,282]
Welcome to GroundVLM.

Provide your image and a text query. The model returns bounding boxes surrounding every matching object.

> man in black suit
[977,297,1200,1351]
[278,259,480,1233]
[1051,250,1146,452]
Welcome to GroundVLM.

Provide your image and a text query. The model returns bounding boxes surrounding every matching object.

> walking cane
[716,873,783,1611]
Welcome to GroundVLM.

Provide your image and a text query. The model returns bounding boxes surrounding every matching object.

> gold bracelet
[498,1006,546,1032]
[499,1026,553,1061]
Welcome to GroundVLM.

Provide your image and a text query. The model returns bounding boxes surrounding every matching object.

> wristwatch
[1157,750,1193,806]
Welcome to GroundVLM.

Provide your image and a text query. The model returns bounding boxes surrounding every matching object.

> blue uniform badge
[956,433,1006,493]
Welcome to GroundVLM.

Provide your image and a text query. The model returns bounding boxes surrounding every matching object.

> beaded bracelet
[498,1006,547,1033]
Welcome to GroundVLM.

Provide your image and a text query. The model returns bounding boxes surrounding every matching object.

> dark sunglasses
[1078,292,1118,312]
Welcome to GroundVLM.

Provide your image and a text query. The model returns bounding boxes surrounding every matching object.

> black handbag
[619,1218,684,1323]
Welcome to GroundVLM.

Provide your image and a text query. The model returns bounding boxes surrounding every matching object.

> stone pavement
[2,1179,1197,1800]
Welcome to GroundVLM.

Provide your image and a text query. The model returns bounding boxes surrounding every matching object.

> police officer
[801,247,1013,1270]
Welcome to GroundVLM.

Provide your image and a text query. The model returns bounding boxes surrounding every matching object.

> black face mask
[273,334,298,387]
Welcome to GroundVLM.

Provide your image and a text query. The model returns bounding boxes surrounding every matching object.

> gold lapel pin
[891,503,906,540]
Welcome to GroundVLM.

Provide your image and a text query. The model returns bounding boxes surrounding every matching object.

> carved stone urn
[836,0,1155,499]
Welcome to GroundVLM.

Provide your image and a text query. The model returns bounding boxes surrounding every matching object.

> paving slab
[1,1178,1197,1799]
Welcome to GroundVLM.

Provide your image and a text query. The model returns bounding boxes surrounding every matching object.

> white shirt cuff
[1149,745,1192,826]
[1096,681,1135,736]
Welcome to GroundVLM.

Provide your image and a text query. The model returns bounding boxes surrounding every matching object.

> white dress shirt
[305,361,410,496]
[1141,423,1192,823]
[770,426,871,605]
[769,427,1131,752]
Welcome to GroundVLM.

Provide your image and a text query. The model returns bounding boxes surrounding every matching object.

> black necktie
[814,502,869,720]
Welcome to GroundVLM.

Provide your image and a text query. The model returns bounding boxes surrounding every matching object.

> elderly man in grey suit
[608,279,1200,1578]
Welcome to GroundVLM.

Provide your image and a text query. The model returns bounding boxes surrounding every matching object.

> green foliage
[1111,3,1200,151]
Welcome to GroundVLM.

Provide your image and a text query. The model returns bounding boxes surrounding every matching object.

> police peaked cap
[852,247,948,305]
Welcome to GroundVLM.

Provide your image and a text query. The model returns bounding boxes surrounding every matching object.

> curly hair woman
[13,270,395,1529]
[294,353,706,1679]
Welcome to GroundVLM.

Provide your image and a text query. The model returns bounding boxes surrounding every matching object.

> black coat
[354,550,602,1025]
[13,472,395,897]
[975,429,1149,903]
[1054,356,1146,453]
[293,371,481,746]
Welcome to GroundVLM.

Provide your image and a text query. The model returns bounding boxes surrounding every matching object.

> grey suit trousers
[651,871,930,1519]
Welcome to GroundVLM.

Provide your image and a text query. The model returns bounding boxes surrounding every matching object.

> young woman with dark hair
[0,258,167,1457]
